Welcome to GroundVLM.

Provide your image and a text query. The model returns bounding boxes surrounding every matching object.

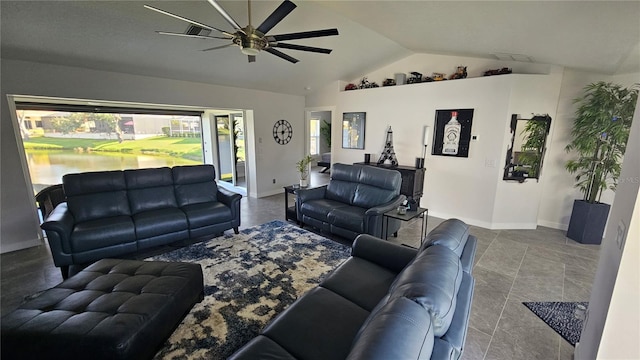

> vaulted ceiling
[2,1,639,96]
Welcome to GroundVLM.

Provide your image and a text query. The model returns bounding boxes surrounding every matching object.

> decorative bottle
[443,111,461,155]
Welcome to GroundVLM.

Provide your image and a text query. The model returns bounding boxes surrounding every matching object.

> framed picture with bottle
[432,108,474,158]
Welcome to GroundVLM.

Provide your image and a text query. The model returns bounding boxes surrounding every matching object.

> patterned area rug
[149,220,351,359]
[523,301,589,346]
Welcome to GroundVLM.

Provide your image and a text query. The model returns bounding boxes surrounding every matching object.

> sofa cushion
[64,171,130,222]
[300,199,348,222]
[352,165,402,208]
[181,202,232,229]
[421,218,470,257]
[70,216,136,253]
[262,287,370,360]
[132,208,188,239]
[172,165,218,206]
[320,257,397,311]
[125,167,178,214]
[389,245,463,336]
[325,163,359,204]
[327,206,366,233]
[346,297,434,360]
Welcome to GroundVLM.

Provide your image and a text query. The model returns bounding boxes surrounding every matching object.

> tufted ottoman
[1,259,204,360]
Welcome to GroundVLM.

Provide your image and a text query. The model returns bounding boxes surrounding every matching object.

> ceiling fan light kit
[146,0,339,63]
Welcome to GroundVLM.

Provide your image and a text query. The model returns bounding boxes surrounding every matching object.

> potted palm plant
[296,155,313,188]
[565,82,638,244]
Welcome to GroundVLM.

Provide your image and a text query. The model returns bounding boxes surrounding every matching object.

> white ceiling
[2,1,639,96]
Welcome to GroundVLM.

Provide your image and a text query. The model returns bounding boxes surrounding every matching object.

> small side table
[382,207,429,246]
[283,185,300,223]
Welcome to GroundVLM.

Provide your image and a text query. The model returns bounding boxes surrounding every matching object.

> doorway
[215,113,247,194]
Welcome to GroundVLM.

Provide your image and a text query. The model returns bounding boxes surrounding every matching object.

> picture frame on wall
[432,108,474,158]
[342,112,366,149]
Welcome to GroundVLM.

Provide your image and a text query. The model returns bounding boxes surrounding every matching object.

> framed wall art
[432,108,474,158]
[342,112,366,149]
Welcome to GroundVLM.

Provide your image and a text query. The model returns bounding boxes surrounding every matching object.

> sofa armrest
[351,234,417,273]
[217,187,242,207]
[363,195,406,237]
[217,188,242,225]
[296,186,327,221]
[296,185,327,203]
[40,203,75,267]
[364,195,407,217]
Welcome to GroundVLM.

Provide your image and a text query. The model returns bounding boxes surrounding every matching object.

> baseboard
[490,222,538,230]
[427,211,494,229]
[427,211,538,230]
[538,220,569,231]
[257,188,283,198]
[0,238,42,254]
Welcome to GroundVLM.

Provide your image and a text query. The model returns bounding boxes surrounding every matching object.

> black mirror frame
[503,114,552,182]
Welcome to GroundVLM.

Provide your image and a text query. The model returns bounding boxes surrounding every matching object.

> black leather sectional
[296,163,406,240]
[230,218,477,360]
[41,165,242,278]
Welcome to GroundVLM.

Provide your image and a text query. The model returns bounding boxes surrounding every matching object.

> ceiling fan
[144,0,339,64]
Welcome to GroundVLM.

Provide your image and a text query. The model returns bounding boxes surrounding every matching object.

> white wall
[1,59,305,253]
[308,52,640,231]
[492,70,564,229]
[575,96,640,359]
[310,72,562,229]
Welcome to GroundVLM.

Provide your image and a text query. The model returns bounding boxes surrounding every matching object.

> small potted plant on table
[296,155,313,188]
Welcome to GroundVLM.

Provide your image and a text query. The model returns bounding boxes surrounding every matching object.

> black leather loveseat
[296,163,406,240]
[41,165,241,278]
[230,218,477,360]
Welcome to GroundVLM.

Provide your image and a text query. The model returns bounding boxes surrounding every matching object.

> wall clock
[273,119,293,145]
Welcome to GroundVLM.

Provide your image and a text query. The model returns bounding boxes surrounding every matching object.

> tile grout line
[559,263,566,360]
[482,240,528,360]
[473,230,500,271]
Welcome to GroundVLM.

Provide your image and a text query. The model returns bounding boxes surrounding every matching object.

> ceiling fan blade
[206,0,246,34]
[268,28,339,42]
[265,48,299,63]
[256,0,297,35]
[271,43,332,54]
[248,55,256,63]
[156,31,230,40]
[144,5,232,36]
[201,43,236,52]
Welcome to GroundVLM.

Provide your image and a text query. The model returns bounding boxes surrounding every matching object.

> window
[310,118,320,155]
[15,104,203,194]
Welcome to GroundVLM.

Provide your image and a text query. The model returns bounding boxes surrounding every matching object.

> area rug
[149,220,351,360]
[523,301,588,346]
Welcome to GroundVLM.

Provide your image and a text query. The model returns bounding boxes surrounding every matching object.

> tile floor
[0,167,600,359]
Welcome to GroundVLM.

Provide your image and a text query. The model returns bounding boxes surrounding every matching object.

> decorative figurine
[449,66,467,80]
[407,72,423,84]
[484,67,512,76]
[383,78,396,86]
[432,73,447,81]
[345,83,358,91]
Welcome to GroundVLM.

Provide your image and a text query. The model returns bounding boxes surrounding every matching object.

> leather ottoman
[1,259,204,360]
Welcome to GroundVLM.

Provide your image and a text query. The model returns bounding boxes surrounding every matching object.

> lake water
[27,150,200,192]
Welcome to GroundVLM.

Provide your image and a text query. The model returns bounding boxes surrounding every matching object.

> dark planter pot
[566,200,611,245]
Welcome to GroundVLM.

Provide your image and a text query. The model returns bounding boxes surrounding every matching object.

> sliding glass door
[215,113,246,188]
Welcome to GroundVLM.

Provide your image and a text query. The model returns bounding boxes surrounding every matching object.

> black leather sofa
[41,165,241,278]
[296,163,406,240]
[230,218,477,360]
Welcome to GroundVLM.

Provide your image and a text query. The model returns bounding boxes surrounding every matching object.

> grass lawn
[24,136,203,161]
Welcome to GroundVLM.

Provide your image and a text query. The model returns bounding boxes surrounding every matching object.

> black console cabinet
[354,162,425,204]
